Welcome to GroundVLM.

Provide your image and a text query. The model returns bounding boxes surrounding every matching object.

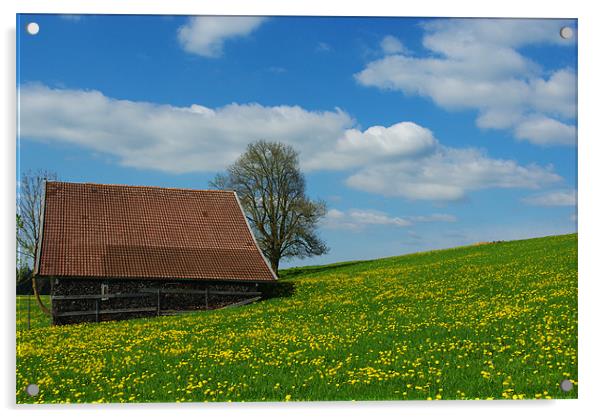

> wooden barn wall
[51,278,261,325]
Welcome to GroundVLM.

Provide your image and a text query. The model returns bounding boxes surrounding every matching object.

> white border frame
[4,2,600,418]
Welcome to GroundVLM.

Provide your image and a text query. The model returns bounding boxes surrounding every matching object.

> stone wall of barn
[51,278,261,325]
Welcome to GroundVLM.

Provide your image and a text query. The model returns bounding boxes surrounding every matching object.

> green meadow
[16,234,577,403]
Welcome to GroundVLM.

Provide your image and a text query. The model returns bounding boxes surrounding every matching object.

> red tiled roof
[35,182,277,281]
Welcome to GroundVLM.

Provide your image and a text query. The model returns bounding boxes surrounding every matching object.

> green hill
[16,233,577,403]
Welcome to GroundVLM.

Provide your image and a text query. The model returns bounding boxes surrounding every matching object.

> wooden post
[31,274,51,316]
[95,299,99,323]
[157,289,161,316]
[27,293,31,330]
[205,288,209,310]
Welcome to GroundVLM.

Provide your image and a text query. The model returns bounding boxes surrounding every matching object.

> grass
[16,295,52,331]
[16,233,577,403]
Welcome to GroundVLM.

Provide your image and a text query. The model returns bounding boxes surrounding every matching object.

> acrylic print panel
[16,14,577,403]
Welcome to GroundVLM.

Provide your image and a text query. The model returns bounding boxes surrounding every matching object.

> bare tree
[16,214,29,286]
[17,169,57,315]
[18,170,56,261]
[211,141,328,274]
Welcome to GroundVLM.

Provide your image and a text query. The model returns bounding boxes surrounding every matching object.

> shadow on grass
[259,260,366,301]
[258,280,295,300]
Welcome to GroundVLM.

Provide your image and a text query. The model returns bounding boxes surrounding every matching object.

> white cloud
[19,84,562,201]
[19,84,353,173]
[523,189,577,206]
[324,209,411,230]
[356,19,577,146]
[515,116,577,146]
[305,122,437,170]
[529,69,577,118]
[346,147,562,200]
[316,42,332,52]
[177,16,266,58]
[421,18,571,55]
[408,214,457,223]
[322,208,456,231]
[267,66,286,74]
[380,35,407,55]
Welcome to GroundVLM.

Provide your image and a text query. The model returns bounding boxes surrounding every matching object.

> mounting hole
[26,383,39,396]
[559,26,573,40]
[26,22,40,35]
[560,379,574,392]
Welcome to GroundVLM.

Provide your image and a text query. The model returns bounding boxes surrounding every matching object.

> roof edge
[232,191,279,281]
[37,274,275,283]
[33,179,47,275]
[45,180,236,194]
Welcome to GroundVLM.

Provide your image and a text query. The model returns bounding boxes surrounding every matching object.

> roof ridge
[47,180,235,194]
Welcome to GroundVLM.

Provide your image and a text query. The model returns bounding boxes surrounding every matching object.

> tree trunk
[31,274,51,316]
[270,258,279,277]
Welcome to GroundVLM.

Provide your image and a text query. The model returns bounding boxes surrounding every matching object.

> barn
[34,181,278,325]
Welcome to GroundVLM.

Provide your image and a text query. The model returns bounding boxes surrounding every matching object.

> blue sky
[17,14,577,267]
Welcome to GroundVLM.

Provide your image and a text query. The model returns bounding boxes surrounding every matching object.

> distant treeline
[16,267,51,295]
